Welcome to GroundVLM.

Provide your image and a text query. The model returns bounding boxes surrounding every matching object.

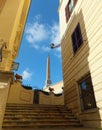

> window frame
[68,0,74,15]
[78,73,97,111]
[65,0,78,23]
[71,23,83,53]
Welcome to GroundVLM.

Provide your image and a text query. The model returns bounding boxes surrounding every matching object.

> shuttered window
[71,23,83,53]
[65,0,78,23]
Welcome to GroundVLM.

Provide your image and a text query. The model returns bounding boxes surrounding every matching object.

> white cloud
[22,69,32,80]
[25,22,49,44]
[50,23,61,52]
[25,15,61,57]
[50,23,60,46]
[41,46,50,52]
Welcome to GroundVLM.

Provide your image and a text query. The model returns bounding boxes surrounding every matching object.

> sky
[15,0,63,90]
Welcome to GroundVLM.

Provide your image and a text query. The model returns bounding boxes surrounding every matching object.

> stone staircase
[2,104,82,128]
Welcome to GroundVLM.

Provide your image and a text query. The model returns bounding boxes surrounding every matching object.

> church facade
[59,0,102,128]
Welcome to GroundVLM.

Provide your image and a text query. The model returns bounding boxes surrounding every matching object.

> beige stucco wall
[0,0,31,129]
[39,92,64,105]
[0,72,14,130]
[7,80,34,104]
[7,80,64,105]
[0,82,10,129]
[59,0,102,128]
[42,81,64,105]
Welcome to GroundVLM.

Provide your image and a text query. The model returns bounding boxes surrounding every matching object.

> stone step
[5,110,71,113]
[5,113,72,116]
[5,106,72,111]
[3,121,81,127]
[4,118,79,122]
[3,119,81,127]
[5,108,68,111]
[6,104,66,107]
[6,104,65,108]
[4,116,77,120]
[2,104,82,128]
[4,114,74,119]
[5,110,72,114]
[5,107,71,111]
[5,112,75,118]
[3,123,82,129]
[6,107,67,109]
[5,105,71,112]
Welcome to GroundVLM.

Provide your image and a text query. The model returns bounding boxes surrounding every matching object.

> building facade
[0,0,31,71]
[0,0,31,129]
[59,0,102,128]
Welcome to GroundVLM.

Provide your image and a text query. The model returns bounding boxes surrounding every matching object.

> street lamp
[50,43,60,49]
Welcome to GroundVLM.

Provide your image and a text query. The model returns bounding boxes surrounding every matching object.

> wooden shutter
[65,4,70,23]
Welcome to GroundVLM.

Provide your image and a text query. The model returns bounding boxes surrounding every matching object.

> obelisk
[45,55,51,87]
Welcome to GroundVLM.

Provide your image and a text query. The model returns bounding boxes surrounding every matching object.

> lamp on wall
[50,43,61,49]
[0,43,7,62]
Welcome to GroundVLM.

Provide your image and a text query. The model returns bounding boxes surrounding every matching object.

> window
[68,0,74,14]
[71,23,83,53]
[78,74,97,111]
[65,0,78,23]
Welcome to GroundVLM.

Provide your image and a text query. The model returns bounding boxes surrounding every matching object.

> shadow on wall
[62,8,101,128]
[34,90,64,105]
[7,80,64,105]
[7,81,34,104]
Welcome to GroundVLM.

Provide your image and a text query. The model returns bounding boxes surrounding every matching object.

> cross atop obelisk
[45,55,51,87]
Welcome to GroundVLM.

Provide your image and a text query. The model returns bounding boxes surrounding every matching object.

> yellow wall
[39,92,64,105]
[7,80,34,104]
[0,1,31,128]
[0,0,31,71]
[7,80,64,105]
[59,0,102,128]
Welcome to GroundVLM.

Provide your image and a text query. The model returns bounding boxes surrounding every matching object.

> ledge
[79,108,99,115]
[0,71,14,84]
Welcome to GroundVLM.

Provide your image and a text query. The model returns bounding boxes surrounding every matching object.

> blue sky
[15,0,63,90]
